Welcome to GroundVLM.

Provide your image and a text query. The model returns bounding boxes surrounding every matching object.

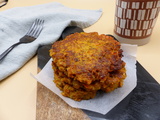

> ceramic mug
[114,0,160,45]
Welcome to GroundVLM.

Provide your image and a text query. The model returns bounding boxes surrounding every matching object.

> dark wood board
[36,27,160,120]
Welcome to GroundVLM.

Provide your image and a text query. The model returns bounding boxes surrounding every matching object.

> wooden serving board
[36,27,160,120]
[36,83,90,120]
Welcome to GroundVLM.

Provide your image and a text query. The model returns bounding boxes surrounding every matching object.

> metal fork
[0,19,44,61]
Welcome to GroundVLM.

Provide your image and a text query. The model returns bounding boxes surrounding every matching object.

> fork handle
[0,42,21,62]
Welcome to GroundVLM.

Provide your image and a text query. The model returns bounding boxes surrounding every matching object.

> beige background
[0,0,160,120]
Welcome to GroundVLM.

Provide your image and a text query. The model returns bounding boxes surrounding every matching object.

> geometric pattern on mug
[114,0,160,39]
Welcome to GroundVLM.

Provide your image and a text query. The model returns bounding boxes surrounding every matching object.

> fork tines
[26,19,44,38]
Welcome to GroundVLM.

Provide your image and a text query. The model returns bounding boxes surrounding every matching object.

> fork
[0,19,44,61]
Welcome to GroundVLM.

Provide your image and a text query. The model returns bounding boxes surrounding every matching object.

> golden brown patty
[50,32,126,101]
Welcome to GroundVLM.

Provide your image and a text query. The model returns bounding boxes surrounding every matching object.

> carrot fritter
[50,32,126,101]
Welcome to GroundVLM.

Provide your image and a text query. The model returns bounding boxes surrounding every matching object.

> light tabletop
[0,0,160,120]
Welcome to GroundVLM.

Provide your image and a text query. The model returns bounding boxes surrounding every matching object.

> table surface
[0,0,159,120]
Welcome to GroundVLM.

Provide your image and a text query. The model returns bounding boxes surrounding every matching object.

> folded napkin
[0,2,102,81]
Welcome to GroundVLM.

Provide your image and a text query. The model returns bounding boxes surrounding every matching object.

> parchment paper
[33,43,137,115]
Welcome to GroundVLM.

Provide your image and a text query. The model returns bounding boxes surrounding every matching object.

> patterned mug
[114,0,160,45]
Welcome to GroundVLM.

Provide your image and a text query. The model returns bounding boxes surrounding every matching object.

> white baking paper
[33,43,137,115]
